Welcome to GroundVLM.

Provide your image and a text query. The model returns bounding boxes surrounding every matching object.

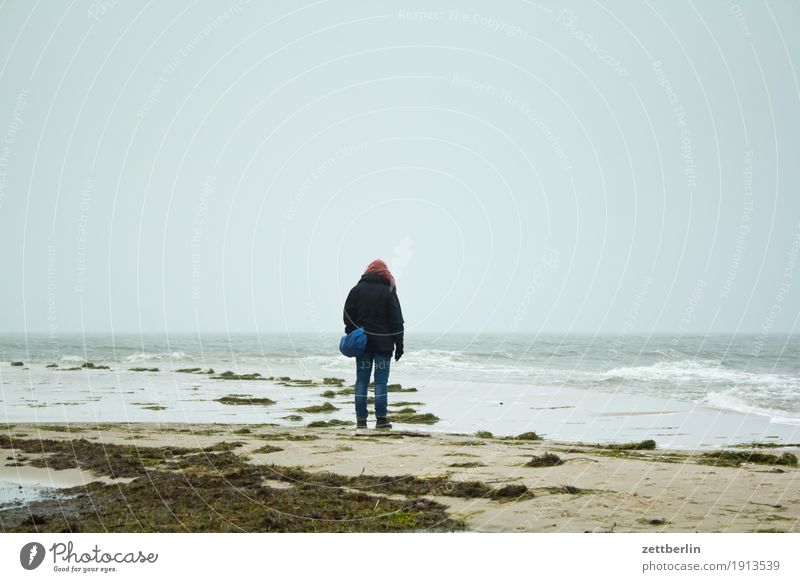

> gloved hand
[394,350,403,362]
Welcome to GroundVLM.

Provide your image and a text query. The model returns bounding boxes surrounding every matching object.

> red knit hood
[363,259,396,290]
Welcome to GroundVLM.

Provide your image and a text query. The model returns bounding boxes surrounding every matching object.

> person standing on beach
[343,259,405,429]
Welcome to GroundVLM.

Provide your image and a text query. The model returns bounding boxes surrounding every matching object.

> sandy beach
[1,422,798,533]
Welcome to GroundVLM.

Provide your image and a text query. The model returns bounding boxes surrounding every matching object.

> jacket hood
[359,272,391,286]
[363,259,396,290]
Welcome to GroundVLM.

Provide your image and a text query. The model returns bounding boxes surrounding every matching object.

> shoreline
[2,364,799,450]
[1,422,798,533]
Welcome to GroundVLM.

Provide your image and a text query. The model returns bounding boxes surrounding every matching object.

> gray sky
[1,0,799,335]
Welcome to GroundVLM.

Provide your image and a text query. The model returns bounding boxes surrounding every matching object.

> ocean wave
[704,390,800,425]
[603,359,800,388]
[124,351,194,363]
[405,349,466,366]
[269,355,351,372]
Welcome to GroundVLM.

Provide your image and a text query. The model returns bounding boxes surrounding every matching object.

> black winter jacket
[343,273,404,356]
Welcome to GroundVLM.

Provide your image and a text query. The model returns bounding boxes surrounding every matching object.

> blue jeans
[355,351,391,419]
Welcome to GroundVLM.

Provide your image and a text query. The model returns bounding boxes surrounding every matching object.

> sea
[1,333,799,450]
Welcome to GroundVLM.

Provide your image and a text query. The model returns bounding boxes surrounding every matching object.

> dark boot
[356,417,368,429]
[375,417,392,430]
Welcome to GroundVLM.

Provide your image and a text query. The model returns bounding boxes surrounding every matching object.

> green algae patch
[474,430,493,439]
[448,462,486,468]
[322,377,345,386]
[307,419,355,428]
[130,367,159,372]
[395,413,440,425]
[296,402,338,413]
[0,434,196,477]
[490,484,531,500]
[256,432,319,442]
[81,362,110,370]
[387,384,417,393]
[638,517,668,526]
[252,444,283,454]
[393,407,417,415]
[216,395,275,406]
[699,450,798,468]
[602,439,657,451]
[276,377,318,387]
[0,436,465,533]
[212,371,267,381]
[526,453,564,467]
[508,432,542,441]
[352,431,431,439]
[31,424,84,433]
[261,464,495,499]
[732,442,800,449]
[202,441,245,452]
[320,390,337,398]
[449,440,484,447]
[540,484,589,495]
[282,415,303,421]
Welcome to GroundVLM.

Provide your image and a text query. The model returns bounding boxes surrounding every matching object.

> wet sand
[4,364,800,450]
[1,422,798,532]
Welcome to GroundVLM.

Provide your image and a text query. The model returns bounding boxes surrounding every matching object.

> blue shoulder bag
[339,327,367,357]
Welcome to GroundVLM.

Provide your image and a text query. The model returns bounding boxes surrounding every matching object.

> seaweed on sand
[509,432,542,441]
[525,453,564,467]
[276,377,317,387]
[81,362,110,370]
[202,441,245,452]
[306,419,354,428]
[394,412,440,425]
[490,484,531,499]
[699,450,798,468]
[386,384,417,393]
[252,444,283,454]
[602,439,657,451]
[216,395,275,406]
[0,437,474,532]
[732,441,800,449]
[393,407,417,415]
[256,432,319,441]
[212,371,267,381]
[295,402,338,413]
[0,434,195,477]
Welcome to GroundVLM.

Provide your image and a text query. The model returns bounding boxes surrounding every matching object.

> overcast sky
[1,0,798,335]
